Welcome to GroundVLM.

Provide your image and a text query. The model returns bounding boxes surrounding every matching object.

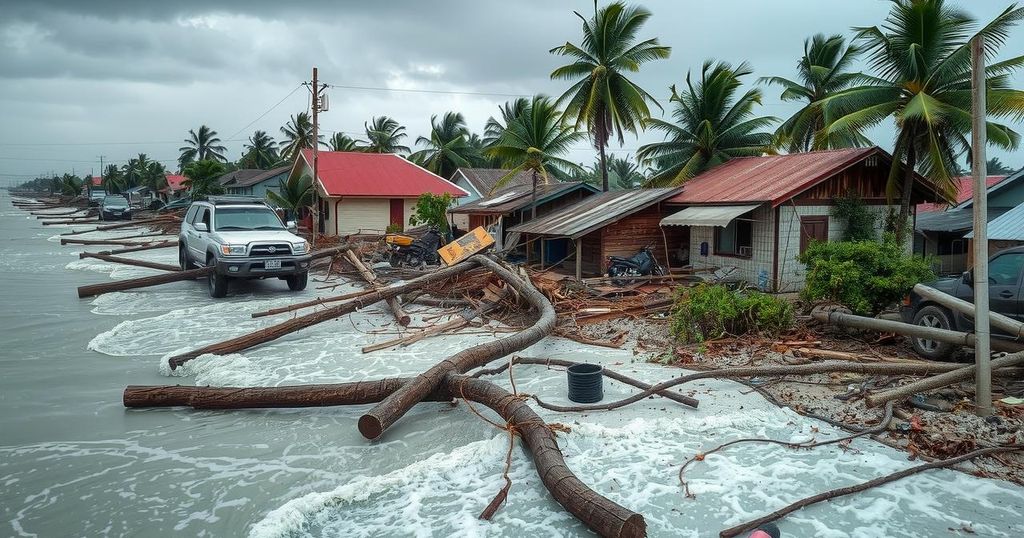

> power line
[326,82,530,98]
[225,83,305,141]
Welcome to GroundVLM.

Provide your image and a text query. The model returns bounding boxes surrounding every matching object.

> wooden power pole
[311,66,320,247]
[971,35,992,417]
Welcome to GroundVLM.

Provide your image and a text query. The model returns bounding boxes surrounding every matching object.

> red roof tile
[668,147,895,207]
[298,150,467,198]
[165,174,187,191]
[916,175,1007,213]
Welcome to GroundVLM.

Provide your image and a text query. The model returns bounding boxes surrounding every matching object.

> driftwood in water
[344,249,410,326]
[80,241,178,259]
[34,209,90,217]
[61,218,175,236]
[250,288,377,318]
[41,218,98,225]
[166,259,480,370]
[80,252,181,272]
[123,374,646,538]
[61,237,160,247]
[358,256,556,440]
[864,350,1024,408]
[77,267,212,298]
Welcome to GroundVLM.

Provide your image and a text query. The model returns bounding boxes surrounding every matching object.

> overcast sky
[1,0,1022,186]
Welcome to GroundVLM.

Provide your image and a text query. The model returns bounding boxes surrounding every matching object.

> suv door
[187,207,210,262]
[987,251,1024,322]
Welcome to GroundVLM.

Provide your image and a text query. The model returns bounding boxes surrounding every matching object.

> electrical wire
[225,83,305,142]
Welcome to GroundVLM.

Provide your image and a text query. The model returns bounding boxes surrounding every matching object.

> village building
[289,149,467,236]
[448,168,535,229]
[507,188,682,278]
[448,181,598,249]
[161,174,188,200]
[219,165,290,197]
[957,167,1024,260]
[914,174,1010,274]
[660,147,938,292]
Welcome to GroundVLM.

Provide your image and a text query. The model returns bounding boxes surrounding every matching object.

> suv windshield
[214,206,285,231]
[103,196,128,207]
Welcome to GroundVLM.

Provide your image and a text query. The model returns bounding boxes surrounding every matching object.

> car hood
[214,230,304,245]
[923,276,961,295]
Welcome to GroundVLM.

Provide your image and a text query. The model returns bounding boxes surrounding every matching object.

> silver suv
[179,197,312,298]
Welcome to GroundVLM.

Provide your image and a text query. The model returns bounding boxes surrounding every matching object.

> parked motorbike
[607,246,665,285]
[389,227,444,268]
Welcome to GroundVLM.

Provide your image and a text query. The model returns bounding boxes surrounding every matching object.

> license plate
[265,259,282,270]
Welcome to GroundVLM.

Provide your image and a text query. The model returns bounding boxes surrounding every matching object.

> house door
[389,199,404,231]
[799,216,828,254]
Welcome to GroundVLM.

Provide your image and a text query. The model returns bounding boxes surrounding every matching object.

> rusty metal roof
[667,147,934,207]
[508,187,681,239]
[449,181,597,215]
[453,168,534,197]
[965,202,1024,240]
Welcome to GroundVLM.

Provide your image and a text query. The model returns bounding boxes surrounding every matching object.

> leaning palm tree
[267,174,313,221]
[820,0,1024,238]
[279,112,324,161]
[181,160,227,199]
[550,1,670,191]
[329,132,360,152]
[486,95,585,218]
[242,130,280,169]
[409,112,479,179]
[361,116,410,153]
[638,60,777,186]
[179,125,227,166]
[761,34,871,153]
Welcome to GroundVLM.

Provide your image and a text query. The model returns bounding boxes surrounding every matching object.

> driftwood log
[250,287,378,318]
[344,249,410,326]
[864,350,1024,408]
[61,237,160,247]
[61,217,176,236]
[77,267,212,298]
[358,256,557,440]
[80,241,178,259]
[80,252,181,272]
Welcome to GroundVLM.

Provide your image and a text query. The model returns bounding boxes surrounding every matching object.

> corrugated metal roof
[299,150,467,198]
[449,181,596,215]
[916,207,1009,233]
[661,204,760,227]
[508,187,681,239]
[233,165,291,187]
[453,168,534,197]
[217,169,266,186]
[667,147,932,207]
[959,167,1024,209]
[965,203,1024,240]
[917,175,1007,213]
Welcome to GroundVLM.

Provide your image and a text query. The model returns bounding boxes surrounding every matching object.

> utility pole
[98,155,105,194]
[971,35,992,417]
[308,67,327,247]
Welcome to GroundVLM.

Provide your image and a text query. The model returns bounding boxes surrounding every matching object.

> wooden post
[539,238,546,269]
[575,238,582,280]
[971,35,992,417]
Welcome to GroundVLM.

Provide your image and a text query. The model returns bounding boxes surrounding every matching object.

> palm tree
[550,2,670,192]
[486,95,585,218]
[102,163,122,193]
[59,174,82,197]
[279,112,324,161]
[179,125,227,168]
[638,61,777,186]
[121,156,145,190]
[820,0,1024,239]
[761,34,871,153]
[241,130,280,169]
[267,174,313,221]
[143,160,168,190]
[607,154,644,188]
[361,116,410,153]
[182,160,227,198]
[329,132,360,152]
[483,98,530,147]
[987,157,1016,175]
[409,112,479,179]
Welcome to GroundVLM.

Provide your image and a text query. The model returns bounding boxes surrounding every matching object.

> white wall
[688,204,775,290]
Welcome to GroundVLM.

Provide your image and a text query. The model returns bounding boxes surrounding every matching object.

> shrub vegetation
[670,284,794,343]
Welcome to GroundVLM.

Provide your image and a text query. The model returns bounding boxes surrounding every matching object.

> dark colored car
[902,246,1024,360]
[99,195,131,221]
[158,198,191,213]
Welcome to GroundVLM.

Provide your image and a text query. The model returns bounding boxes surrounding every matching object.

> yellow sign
[438,226,495,265]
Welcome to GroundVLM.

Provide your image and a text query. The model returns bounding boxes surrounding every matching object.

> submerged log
[250,287,377,318]
[42,218,98,225]
[80,252,181,272]
[61,217,177,236]
[344,249,410,326]
[77,267,212,298]
[61,237,160,247]
[80,241,178,259]
[358,256,556,440]
[166,259,480,369]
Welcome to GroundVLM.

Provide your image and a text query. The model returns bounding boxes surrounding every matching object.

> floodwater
[1,190,1023,538]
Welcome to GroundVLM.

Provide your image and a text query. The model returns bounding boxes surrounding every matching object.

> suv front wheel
[286,272,308,291]
[207,256,229,298]
[911,305,956,361]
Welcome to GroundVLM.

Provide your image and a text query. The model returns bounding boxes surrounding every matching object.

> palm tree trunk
[598,140,609,192]
[531,169,538,220]
[896,141,917,240]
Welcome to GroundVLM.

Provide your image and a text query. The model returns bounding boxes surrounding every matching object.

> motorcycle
[607,246,665,285]
[389,227,444,269]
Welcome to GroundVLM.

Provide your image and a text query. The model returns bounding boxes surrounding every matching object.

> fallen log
[60,217,178,236]
[80,252,181,272]
[77,267,212,298]
[123,375,647,538]
[361,288,507,353]
[913,284,1024,339]
[250,287,378,318]
[864,350,1024,408]
[344,249,410,326]
[166,258,480,369]
[358,256,556,440]
[812,310,1024,353]
[719,445,1024,538]
[33,209,88,217]
[80,241,178,259]
[42,218,99,225]
[473,356,700,409]
[61,237,160,247]
[794,347,926,364]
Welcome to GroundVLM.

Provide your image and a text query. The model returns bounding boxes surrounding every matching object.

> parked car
[159,198,192,213]
[902,246,1024,360]
[179,197,312,298]
[88,190,106,206]
[99,195,131,221]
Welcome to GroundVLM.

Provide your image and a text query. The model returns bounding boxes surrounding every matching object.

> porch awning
[660,205,760,227]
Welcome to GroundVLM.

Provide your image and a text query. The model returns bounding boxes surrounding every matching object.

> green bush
[670,284,794,343]
[798,238,935,315]
[831,193,877,242]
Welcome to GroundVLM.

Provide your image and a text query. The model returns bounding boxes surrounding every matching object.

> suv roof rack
[205,195,269,206]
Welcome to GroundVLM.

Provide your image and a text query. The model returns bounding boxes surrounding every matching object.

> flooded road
[2,190,1024,537]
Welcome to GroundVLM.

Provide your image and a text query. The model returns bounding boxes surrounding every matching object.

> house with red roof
[161,174,188,200]
[289,150,467,236]
[659,147,940,291]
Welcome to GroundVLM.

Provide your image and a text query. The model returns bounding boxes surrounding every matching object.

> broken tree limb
[812,310,1024,353]
[79,252,181,272]
[913,283,1024,339]
[250,288,378,318]
[718,444,1024,538]
[864,350,1024,408]
[77,267,212,298]
[473,356,700,409]
[167,258,480,369]
[80,241,178,258]
[361,289,508,353]
[344,249,410,326]
[357,256,556,440]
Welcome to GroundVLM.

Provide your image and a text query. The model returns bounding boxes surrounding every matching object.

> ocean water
[1,191,1023,537]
